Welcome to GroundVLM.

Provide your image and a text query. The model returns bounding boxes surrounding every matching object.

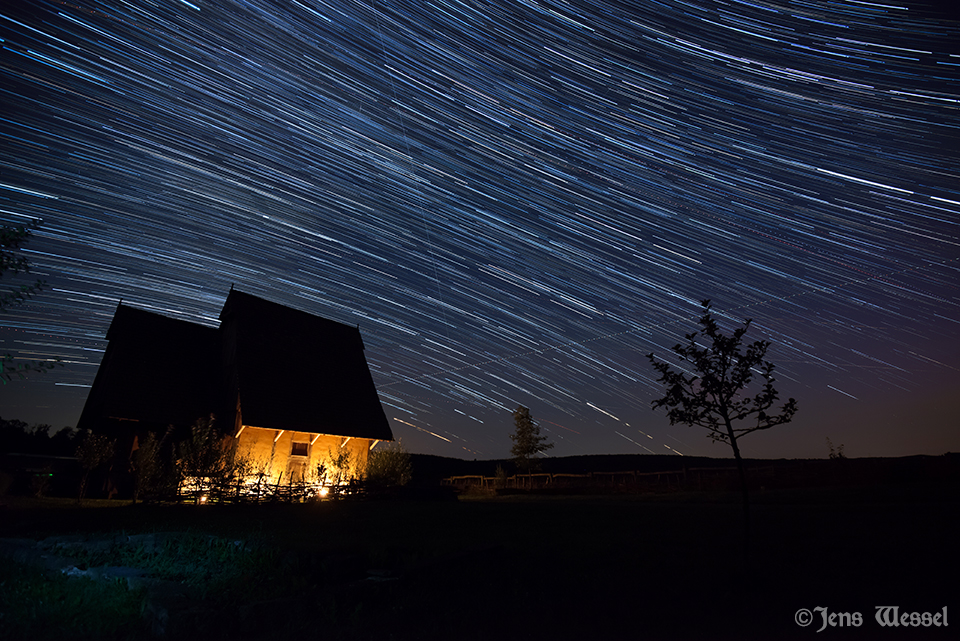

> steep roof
[219,290,392,440]
[78,292,394,442]
[77,305,220,432]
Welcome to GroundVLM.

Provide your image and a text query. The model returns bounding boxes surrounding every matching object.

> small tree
[325,447,353,498]
[311,459,328,498]
[365,440,413,489]
[647,300,797,565]
[132,431,162,503]
[177,415,238,501]
[510,405,553,478]
[826,437,846,460]
[76,430,115,503]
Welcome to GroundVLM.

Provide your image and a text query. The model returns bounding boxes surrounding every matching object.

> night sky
[1,0,958,460]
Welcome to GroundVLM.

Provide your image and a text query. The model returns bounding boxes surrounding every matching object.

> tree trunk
[725,419,750,570]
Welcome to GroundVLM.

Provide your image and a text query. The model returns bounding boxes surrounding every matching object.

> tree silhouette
[132,431,162,503]
[647,300,797,565]
[178,415,239,501]
[1,220,47,311]
[1,219,61,383]
[76,430,115,504]
[510,405,553,478]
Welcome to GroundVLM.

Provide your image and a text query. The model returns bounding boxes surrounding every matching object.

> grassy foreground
[0,482,956,640]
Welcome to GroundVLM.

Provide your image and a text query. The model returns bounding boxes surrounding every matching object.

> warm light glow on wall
[175,428,373,502]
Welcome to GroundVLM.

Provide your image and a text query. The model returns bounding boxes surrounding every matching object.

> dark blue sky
[1,0,958,460]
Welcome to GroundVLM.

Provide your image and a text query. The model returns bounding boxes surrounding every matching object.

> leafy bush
[494,464,509,489]
[364,441,412,488]
[177,415,250,501]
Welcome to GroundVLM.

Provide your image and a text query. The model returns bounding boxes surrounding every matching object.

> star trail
[1,0,958,459]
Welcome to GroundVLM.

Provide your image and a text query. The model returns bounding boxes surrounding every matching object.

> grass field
[0,482,956,640]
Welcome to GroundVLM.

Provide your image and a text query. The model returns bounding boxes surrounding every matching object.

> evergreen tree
[510,405,553,475]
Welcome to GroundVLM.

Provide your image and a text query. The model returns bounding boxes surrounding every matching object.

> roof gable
[78,305,220,430]
[79,292,394,441]
[220,291,393,440]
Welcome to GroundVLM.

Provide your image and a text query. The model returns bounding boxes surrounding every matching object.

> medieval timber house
[77,289,394,495]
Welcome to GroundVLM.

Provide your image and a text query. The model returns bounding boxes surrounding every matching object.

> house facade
[77,289,393,496]
[232,427,377,489]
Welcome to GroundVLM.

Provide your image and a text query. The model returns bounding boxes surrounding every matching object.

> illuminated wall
[234,425,373,487]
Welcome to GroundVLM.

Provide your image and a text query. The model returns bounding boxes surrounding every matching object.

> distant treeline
[0,417,83,497]
[0,417,78,456]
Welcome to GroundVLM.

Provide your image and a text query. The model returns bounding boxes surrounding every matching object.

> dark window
[291,442,308,457]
